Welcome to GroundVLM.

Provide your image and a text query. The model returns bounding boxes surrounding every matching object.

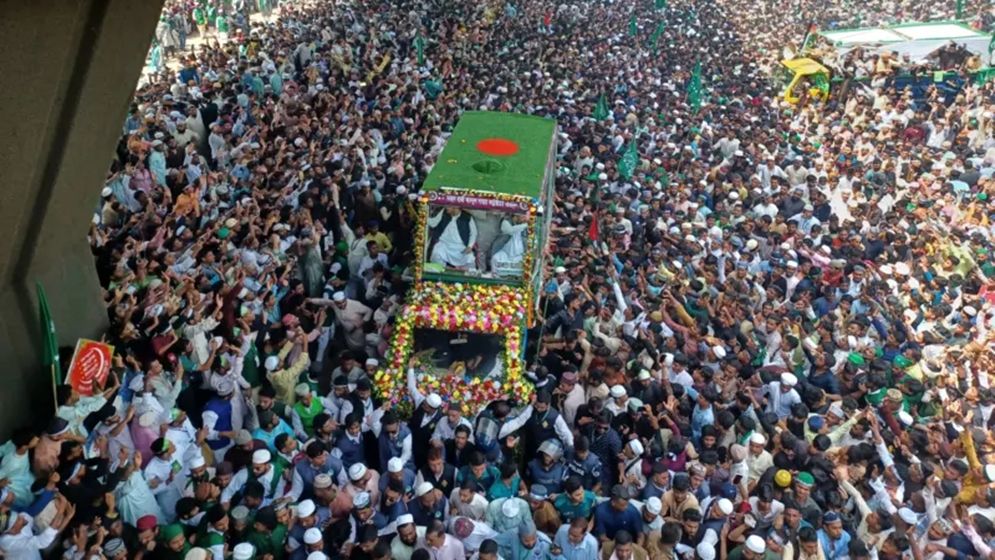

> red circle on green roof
[476,138,519,156]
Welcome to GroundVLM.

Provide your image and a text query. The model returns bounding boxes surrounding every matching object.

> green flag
[650,21,666,51]
[414,36,426,66]
[956,0,964,19]
[687,60,703,113]
[593,94,610,121]
[619,139,638,180]
[629,13,638,37]
[423,78,443,100]
[812,72,830,95]
[655,0,667,9]
[37,282,60,384]
[989,34,995,58]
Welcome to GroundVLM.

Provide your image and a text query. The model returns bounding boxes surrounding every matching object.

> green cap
[217,227,231,239]
[796,472,815,487]
[894,355,913,369]
[161,524,184,541]
[847,352,866,366]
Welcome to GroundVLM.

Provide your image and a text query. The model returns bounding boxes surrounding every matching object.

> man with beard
[390,514,426,560]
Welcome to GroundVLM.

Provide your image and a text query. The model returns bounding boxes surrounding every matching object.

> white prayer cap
[828,402,845,418]
[348,463,367,481]
[252,449,271,464]
[646,496,662,515]
[265,356,280,371]
[295,383,311,397]
[426,393,443,408]
[388,458,405,474]
[303,528,322,545]
[101,187,113,198]
[415,482,435,498]
[610,385,627,398]
[697,542,716,560]
[780,372,798,387]
[397,514,414,527]
[352,492,371,509]
[190,455,206,469]
[365,358,379,366]
[233,543,255,560]
[332,291,346,302]
[296,499,316,518]
[895,262,911,275]
[501,499,520,518]
[750,433,767,445]
[306,553,327,560]
[746,535,766,554]
[717,498,734,515]
[628,439,644,456]
[712,346,726,359]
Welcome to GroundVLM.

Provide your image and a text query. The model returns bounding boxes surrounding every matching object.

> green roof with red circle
[421,111,557,198]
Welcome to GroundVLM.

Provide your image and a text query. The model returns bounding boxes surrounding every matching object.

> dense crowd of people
[8,0,995,558]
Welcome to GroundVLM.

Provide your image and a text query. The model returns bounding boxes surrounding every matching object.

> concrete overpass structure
[0,0,165,432]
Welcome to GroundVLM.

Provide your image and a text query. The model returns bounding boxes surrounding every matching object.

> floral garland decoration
[412,197,429,280]
[373,282,534,416]
[521,204,538,326]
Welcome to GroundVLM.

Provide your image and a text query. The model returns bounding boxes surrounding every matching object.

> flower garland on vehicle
[412,198,429,280]
[522,204,538,325]
[373,282,534,415]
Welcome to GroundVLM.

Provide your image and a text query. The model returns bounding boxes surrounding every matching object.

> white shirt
[0,514,58,560]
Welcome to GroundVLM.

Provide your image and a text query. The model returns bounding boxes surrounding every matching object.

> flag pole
[51,363,59,410]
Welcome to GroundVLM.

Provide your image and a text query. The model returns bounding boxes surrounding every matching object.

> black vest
[429,211,473,247]
[409,407,443,469]
[418,462,457,495]
[523,407,561,454]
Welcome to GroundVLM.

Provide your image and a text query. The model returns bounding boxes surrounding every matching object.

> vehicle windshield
[423,203,529,281]
[411,328,506,380]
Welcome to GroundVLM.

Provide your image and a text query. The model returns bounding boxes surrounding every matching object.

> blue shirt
[553,524,599,560]
[593,501,643,539]
[817,528,851,560]
[691,404,714,442]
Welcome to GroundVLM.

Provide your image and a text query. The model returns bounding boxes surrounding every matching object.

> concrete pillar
[0,0,165,434]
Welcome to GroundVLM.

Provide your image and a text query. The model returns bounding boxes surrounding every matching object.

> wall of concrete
[0,0,164,433]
